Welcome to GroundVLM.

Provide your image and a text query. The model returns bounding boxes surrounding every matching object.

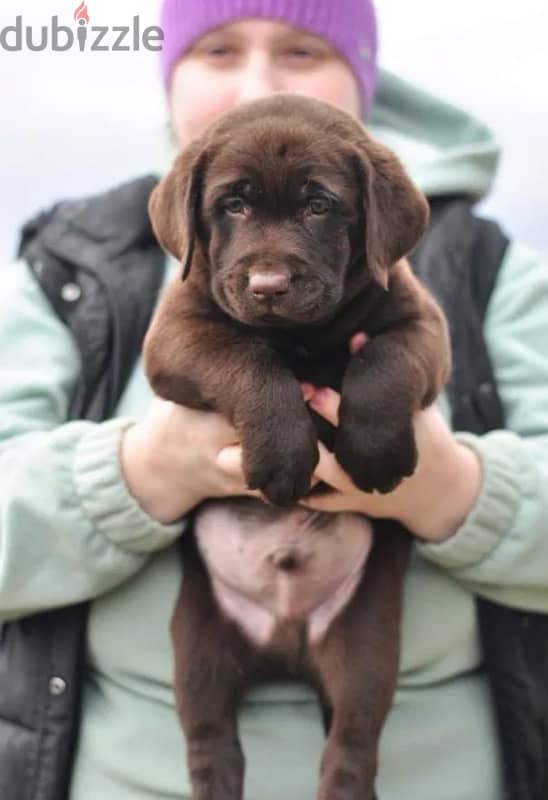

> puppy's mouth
[212,274,341,327]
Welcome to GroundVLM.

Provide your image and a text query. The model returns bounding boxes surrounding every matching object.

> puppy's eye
[223,197,246,215]
[308,197,330,215]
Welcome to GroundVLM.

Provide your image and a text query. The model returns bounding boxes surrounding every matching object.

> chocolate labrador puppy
[144,93,450,800]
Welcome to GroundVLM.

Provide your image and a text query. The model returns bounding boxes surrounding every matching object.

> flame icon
[74,2,90,24]
[74,2,90,51]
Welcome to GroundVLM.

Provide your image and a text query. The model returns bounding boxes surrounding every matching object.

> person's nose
[236,51,282,103]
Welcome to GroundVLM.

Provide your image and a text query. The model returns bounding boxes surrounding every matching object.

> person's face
[168,19,362,149]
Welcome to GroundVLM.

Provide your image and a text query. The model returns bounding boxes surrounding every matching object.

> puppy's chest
[273,339,350,391]
[270,339,352,451]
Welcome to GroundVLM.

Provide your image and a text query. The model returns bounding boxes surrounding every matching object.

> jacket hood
[368,69,500,201]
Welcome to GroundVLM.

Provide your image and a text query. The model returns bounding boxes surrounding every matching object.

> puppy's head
[149,94,429,327]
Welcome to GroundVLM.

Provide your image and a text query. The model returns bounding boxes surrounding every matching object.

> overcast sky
[0,0,547,264]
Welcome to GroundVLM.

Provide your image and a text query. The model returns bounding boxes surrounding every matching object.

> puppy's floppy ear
[352,136,429,290]
[148,139,208,280]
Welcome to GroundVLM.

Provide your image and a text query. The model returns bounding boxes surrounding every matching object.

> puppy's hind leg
[310,522,410,800]
[171,537,257,800]
[318,702,378,800]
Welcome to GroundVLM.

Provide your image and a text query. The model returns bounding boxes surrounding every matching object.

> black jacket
[1,176,547,800]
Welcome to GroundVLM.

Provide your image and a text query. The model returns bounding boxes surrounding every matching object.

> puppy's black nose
[248,271,290,296]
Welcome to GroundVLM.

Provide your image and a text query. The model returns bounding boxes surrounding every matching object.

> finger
[300,382,316,402]
[309,387,341,427]
[349,331,369,355]
[300,485,385,516]
[310,442,354,490]
[211,418,240,446]
[299,491,349,513]
[218,445,319,496]
[216,446,265,499]
[307,443,389,517]
[216,445,244,477]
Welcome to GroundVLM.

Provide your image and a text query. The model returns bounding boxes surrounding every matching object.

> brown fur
[144,93,451,799]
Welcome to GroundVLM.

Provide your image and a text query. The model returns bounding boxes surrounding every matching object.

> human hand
[215,330,482,542]
[299,386,482,543]
[120,397,261,524]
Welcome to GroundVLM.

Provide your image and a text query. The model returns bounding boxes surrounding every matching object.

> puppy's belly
[193,499,373,646]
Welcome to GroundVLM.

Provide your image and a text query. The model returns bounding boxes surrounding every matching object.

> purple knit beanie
[160,0,378,109]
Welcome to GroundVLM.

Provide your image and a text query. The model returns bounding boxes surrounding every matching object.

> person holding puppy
[1,2,547,800]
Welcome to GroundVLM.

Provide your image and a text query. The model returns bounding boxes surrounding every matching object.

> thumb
[216,445,243,477]
[216,445,266,500]
[309,387,341,427]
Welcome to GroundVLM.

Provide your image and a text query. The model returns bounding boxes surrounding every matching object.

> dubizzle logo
[0,3,164,53]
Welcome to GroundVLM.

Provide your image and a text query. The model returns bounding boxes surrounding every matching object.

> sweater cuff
[417,431,528,571]
[73,417,186,553]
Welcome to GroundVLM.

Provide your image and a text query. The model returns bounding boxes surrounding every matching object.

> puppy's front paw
[243,418,319,507]
[335,414,417,495]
